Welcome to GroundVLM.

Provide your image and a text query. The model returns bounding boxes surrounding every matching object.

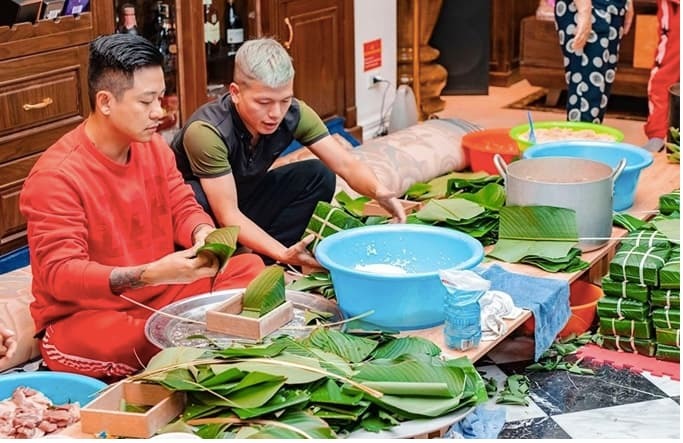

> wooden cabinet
[258,0,357,131]
[0,12,99,255]
[519,0,658,101]
[489,0,538,86]
[0,0,357,254]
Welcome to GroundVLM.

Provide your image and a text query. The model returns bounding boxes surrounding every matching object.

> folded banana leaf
[517,248,589,273]
[655,344,680,362]
[652,217,681,246]
[652,308,681,330]
[597,334,656,356]
[303,202,365,252]
[597,296,650,321]
[650,288,680,308]
[487,206,588,273]
[601,276,650,303]
[620,230,671,249]
[659,249,680,289]
[598,317,653,339]
[609,244,671,286]
[659,189,680,216]
[655,328,680,348]
[612,213,652,232]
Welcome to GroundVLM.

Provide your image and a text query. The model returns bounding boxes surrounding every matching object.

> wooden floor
[436,79,650,146]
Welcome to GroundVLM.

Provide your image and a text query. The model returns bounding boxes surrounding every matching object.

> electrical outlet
[367,74,378,89]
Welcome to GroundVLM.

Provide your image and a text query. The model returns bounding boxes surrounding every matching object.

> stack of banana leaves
[486,206,589,273]
[666,127,680,164]
[404,172,504,246]
[127,330,487,438]
[659,189,680,217]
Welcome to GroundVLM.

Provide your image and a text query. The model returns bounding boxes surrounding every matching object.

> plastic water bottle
[439,269,490,351]
[444,298,482,351]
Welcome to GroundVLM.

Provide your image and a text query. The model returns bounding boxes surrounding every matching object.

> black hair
[87,33,164,108]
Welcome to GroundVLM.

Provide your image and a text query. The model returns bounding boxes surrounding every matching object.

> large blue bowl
[315,224,484,330]
[0,371,106,406]
[523,141,653,211]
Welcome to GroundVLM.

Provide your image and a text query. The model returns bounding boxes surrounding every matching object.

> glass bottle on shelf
[117,3,138,35]
[224,0,244,56]
[203,0,220,59]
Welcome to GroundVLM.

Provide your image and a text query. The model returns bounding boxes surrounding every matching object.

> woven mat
[504,88,648,122]
[576,344,680,381]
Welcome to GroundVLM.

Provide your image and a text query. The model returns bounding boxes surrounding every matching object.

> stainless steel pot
[494,155,626,251]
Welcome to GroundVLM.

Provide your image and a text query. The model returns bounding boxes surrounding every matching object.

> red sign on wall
[363,39,382,72]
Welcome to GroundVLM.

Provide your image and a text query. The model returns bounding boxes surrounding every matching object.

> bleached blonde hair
[234,38,295,88]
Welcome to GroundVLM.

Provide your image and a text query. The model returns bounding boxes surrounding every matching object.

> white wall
[354,0,397,141]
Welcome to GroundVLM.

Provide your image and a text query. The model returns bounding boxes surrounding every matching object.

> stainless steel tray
[145,288,342,349]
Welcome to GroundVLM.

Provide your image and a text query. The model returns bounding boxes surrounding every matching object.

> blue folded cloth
[480,264,571,361]
[446,404,506,439]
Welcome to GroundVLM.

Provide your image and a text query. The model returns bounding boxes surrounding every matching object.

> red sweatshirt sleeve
[20,170,116,302]
[157,141,214,248]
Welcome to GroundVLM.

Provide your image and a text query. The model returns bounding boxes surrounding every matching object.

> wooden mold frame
[79,382,186,438]
[206,293,294,341]
[362,199,422,217]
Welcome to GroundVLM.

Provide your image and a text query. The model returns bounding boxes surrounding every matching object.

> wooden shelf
[0,13,93,59]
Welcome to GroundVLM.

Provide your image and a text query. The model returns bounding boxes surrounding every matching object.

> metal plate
[347,406,473,439]
[145,289,342,349]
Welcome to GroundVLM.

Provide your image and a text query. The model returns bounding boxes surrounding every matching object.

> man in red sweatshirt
[19,33,266,381]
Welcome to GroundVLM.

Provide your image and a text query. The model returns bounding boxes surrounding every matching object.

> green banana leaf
[651,288,680,308]
[454,183,506,211]
[143,347,208,380]
[596,334,656,356]
[310,379,365,406]
[242,265,286,317]
[370,336,441,360]
[279,337,354,377]
[233,389,310,419]
[497,206,578,242]
[655,344,680,362]
[304,328,378,363]
[653,217,681,245]
[414,198,485,223]
[488,240,576,262]
[334,190,371,218]
[361,381,453,398]
[659,188,680,215]
[196,226,240,273]
[191,374,286,409]
[487,206,584,272]
[233,411,336,439]
[211,353,328,385]
[404,182,432,200]
[613,213,653,232]
[413,171,494,201]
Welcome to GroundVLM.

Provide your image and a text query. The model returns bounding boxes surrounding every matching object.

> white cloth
[479,290,524,341]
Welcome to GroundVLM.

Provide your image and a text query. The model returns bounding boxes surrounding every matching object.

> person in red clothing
[19,33,267,381]
[643,0,680,152]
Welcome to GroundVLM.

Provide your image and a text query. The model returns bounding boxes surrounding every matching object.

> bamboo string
[120,294,207,325]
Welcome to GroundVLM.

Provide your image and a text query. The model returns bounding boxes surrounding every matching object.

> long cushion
[0,266,39,371]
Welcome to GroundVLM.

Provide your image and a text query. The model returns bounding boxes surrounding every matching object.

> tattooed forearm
[110,266,148,295]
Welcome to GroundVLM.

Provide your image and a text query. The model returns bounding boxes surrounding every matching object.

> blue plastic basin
[0,371,106,406]
[523,141,654,211]
[315,224,484,330]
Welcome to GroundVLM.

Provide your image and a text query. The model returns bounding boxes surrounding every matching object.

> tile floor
[476,336,680,439]
[435,81,679,439]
